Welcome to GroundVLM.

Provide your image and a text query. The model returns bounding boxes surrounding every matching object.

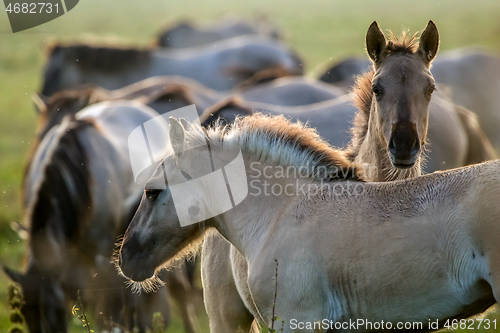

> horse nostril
[411,138,420,155]
[388,137,396,155]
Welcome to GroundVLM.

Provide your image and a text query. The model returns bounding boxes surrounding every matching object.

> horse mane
[346,70,374,161]
[24,87,106,196]
[29,116,93,259]
[233,67,295,91]
[47,43,151,72]
[196,113,361,181]
[146,84,199,106]
[199,96,253,126]
[41,86,106,121]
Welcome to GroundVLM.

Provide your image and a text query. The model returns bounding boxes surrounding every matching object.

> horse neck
[153,51,200,77]
[212,164,299,259]
[355,103,422,182]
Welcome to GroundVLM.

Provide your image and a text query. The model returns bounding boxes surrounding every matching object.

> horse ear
[3,266,24,284]
[366,21,386,64]
[418,20,439,64]
[32,93,48,114]
[179,118,192,131]
[169,117,185,156]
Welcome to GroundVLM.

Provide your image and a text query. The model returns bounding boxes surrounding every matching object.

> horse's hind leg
[202,232,255,333]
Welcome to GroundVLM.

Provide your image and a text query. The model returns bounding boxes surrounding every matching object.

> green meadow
[0,0,499,331]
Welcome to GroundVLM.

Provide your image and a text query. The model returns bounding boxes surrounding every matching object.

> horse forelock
[28,117,94,255]
[386,30,419,55]
[195,113,361,181]
[347,70,374,161]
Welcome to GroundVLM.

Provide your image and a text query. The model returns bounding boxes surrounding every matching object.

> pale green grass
[1,0,500,331]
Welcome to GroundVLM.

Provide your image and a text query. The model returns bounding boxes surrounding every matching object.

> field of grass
[1,0,500,331]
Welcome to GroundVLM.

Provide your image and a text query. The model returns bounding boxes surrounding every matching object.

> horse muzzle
[388,129,421,169]
[118,235,156,282]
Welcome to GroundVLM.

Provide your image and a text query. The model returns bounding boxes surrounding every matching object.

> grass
[0,0,500,331]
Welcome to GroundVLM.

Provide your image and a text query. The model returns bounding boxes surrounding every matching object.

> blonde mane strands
[209,113,361,181]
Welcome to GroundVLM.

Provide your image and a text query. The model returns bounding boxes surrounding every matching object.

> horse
[197,21,495,333]
[431,47,500,151]
[157,18,280,48]
[40,36,303,96]
[318,57,371,91]
[4,101,178,332]
[118,113,500,333]
[201,85,496,176]
[35,73,344,123]
[319,48,500,152]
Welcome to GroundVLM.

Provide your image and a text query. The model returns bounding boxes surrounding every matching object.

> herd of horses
[3,16,500,333]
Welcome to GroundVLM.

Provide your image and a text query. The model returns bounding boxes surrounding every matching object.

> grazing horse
[157,18,280,48]
[118,114,500,333]
[41,36,303,95]
[5,101,174,333]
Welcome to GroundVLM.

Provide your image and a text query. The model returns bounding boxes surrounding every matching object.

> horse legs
[201,232,255,333]
[163,267,199,333]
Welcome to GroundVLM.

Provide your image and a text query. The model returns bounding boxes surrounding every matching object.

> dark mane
[346,70,374,161]
[48,44,151,72]
[146,84,198,106]
[25,87,105,186]
[233,67,295,91]
[199,96,253,127]
[40,86,106,129]
[29,117,93,262]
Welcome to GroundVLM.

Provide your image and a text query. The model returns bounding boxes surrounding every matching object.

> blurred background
[0,0,499,331]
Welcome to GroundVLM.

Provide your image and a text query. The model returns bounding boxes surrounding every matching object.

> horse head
[366,21,439,168]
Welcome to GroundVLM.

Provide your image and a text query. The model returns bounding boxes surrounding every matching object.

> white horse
[118,114,500,333]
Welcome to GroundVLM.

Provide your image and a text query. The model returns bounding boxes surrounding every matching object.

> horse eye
[372,85,383,98]
[426,85,436,96]
[181,170,192,180]
[145,189,162,199]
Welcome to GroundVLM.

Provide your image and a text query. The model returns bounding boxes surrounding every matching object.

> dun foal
[118,114,500,332]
